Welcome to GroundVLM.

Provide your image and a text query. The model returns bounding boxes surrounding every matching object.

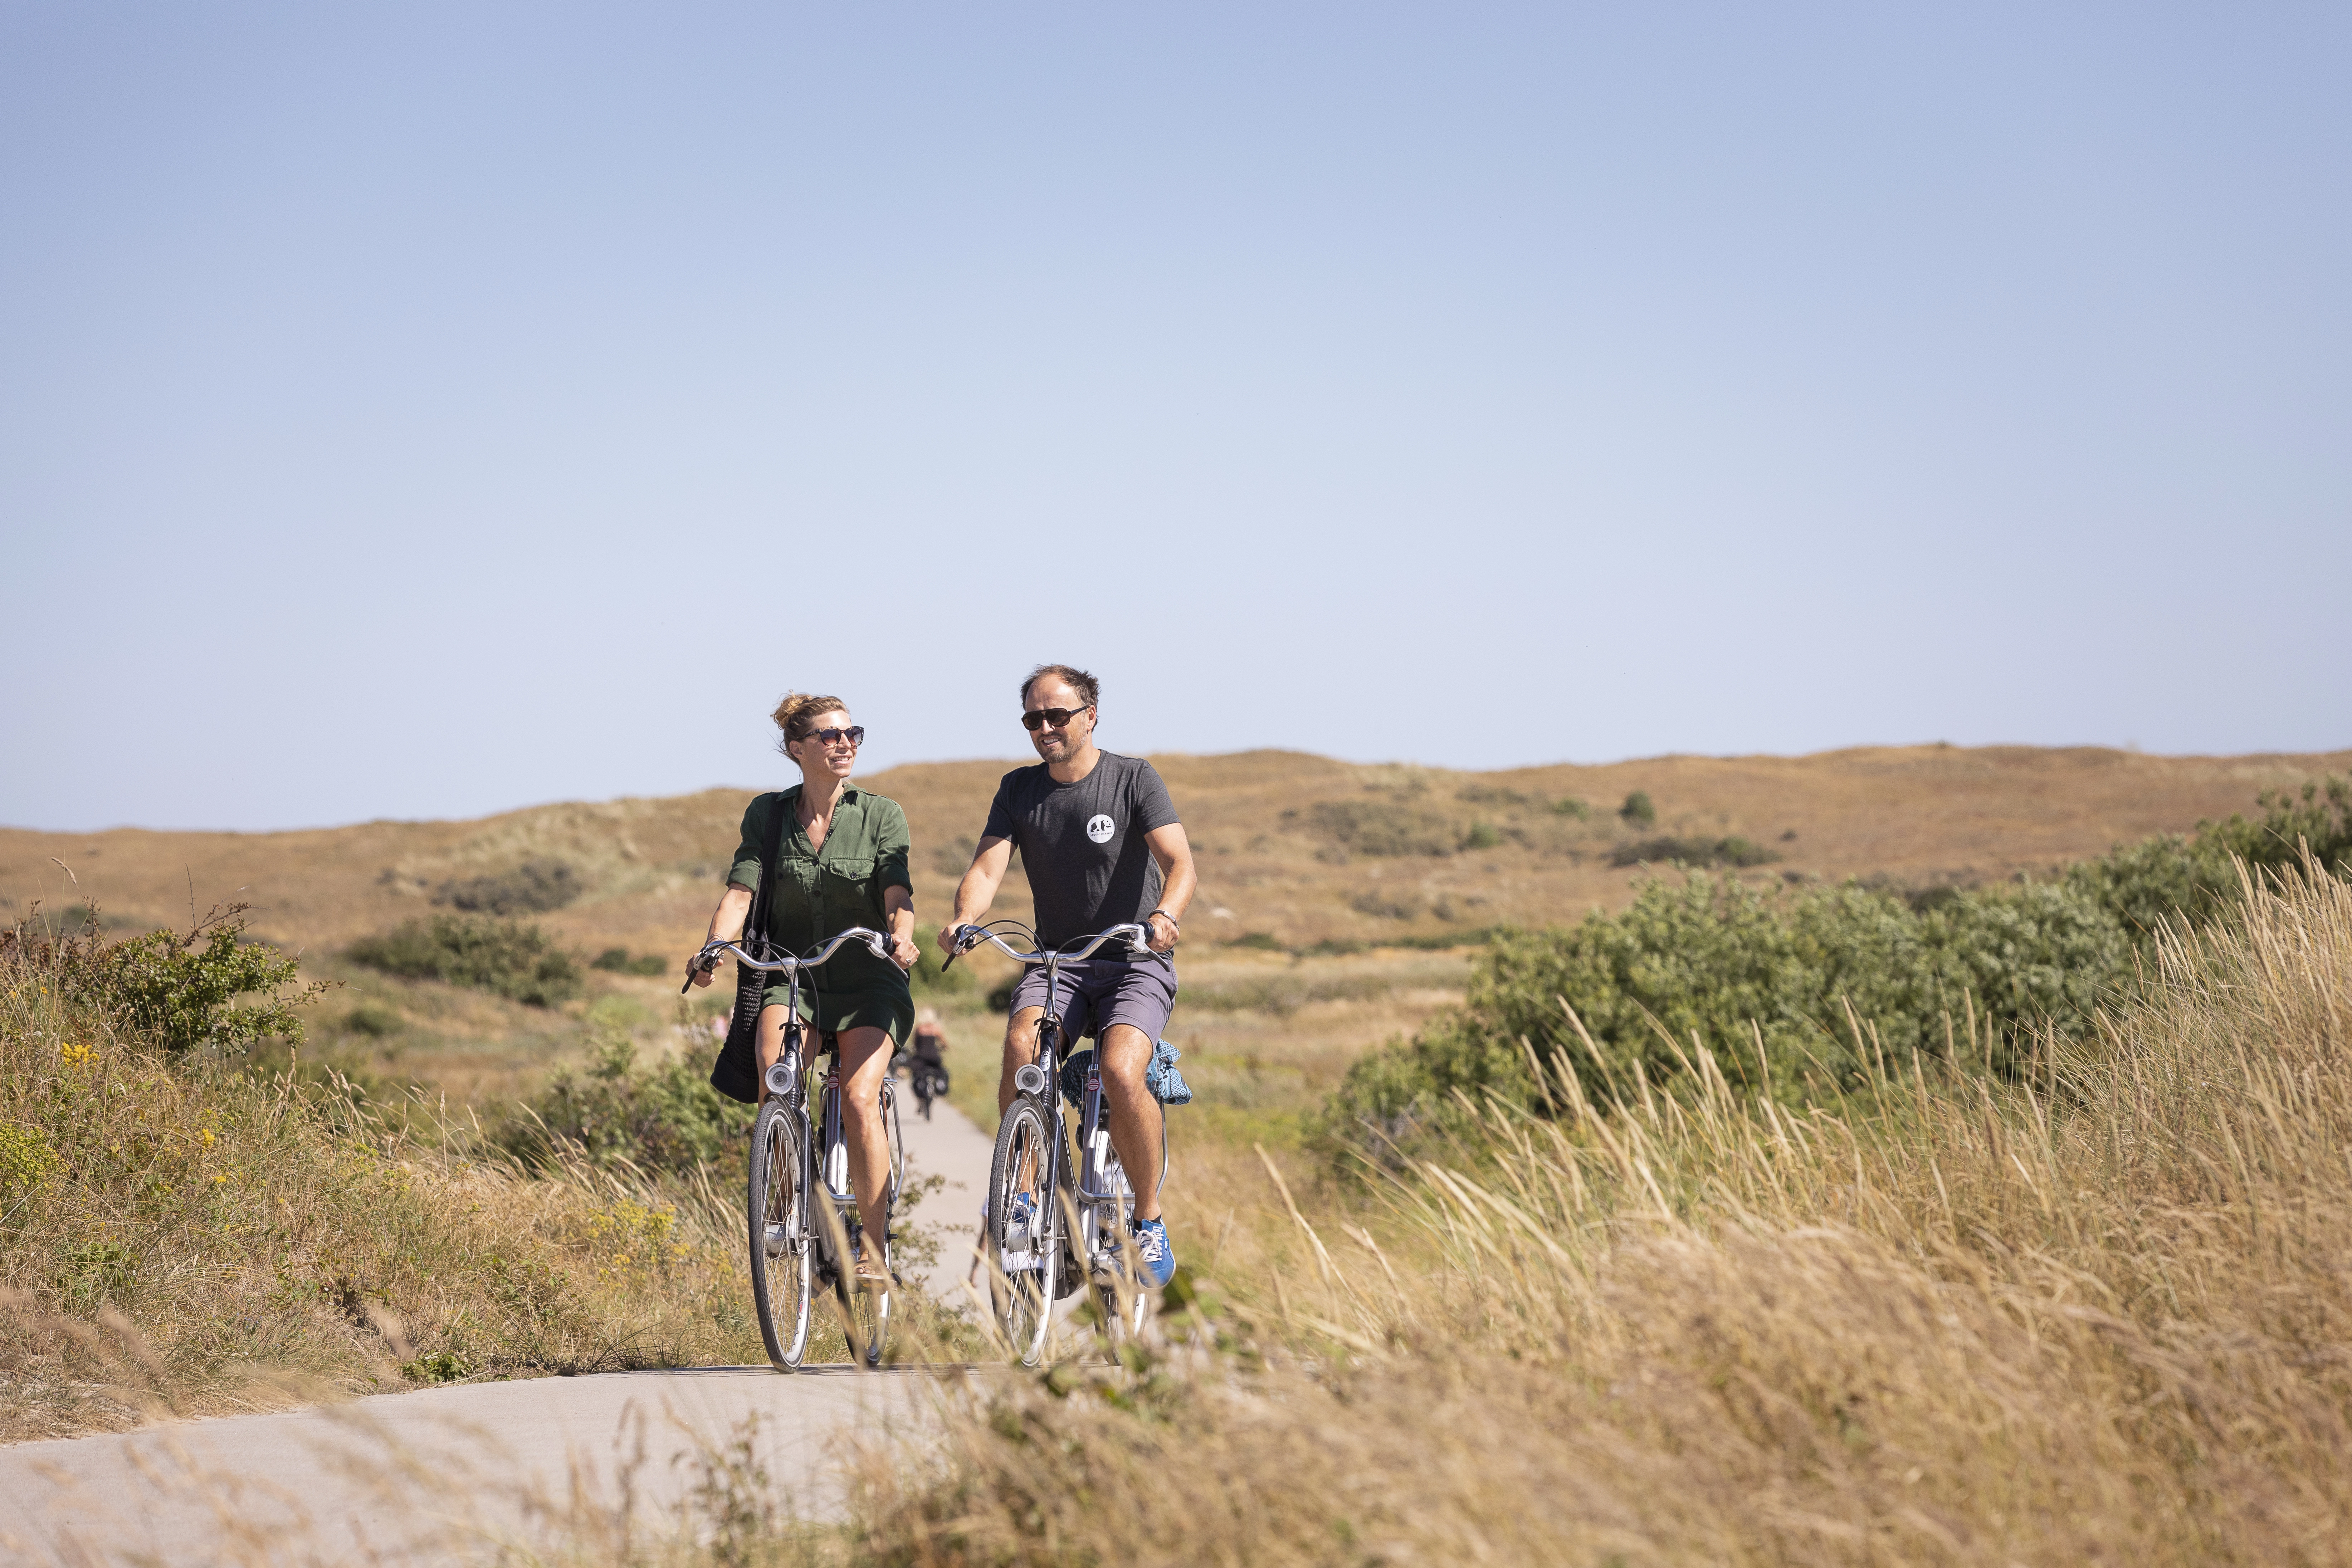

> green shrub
[1310,798,1464,858]
[1319,779,2352,1151]
[590,947,670,977]
[501,1035,753,1178]
[1322,871,2133,1138]
[432,859,581,915]
[1462,822,1505,851]
[1609,835,1778,869]
[1228,931,1287,951]
[1552,797,1592,820]
[346,915,583,1007]
[911,945,971,995]
[1,903,327,1058]
[1620,791,1656,826]
[344,1004,402,1037]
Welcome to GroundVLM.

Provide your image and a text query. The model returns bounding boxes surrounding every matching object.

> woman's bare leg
[835,1025,896,1267]
[754,1003,793,1101]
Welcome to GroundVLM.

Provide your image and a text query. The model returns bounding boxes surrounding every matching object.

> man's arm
[938,835,1016,953]
[1142,823,1196,953]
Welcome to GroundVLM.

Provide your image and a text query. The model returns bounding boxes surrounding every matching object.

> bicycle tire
[986,1093,1060,1366]
[841,1078,903,1367]
[748,1098,814,1371]
[835,1237,892,1367]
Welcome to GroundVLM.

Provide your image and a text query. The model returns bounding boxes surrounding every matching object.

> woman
[694,692,918,1285]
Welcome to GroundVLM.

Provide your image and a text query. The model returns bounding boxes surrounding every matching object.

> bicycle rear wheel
[748,1099,814,1370]
[986,1094,1060,1366]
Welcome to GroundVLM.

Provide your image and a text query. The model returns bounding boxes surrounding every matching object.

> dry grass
[0,949,777,1441]
[827,863,2352,1566]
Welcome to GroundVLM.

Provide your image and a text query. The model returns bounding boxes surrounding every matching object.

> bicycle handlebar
[947,922,1152,967]
[680,927,895,993]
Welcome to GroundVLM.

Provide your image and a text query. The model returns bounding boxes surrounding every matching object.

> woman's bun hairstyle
[772,691,848,751]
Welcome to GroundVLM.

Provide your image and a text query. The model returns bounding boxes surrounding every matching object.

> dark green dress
[727,785,914,1046]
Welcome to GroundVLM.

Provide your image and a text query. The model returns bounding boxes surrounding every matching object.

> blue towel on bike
[1058,1040,1192,1106]
[1147,1039,1192,1106]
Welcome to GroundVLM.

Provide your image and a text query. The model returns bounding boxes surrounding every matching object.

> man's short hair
[1020,663,1100,710]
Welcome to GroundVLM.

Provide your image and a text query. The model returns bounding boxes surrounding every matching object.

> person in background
[938,663,1195,1288]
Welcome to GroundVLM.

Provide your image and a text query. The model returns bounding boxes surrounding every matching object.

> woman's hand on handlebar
[887,932,919,971]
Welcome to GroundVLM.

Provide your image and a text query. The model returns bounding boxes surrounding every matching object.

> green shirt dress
[727,785,915,1047]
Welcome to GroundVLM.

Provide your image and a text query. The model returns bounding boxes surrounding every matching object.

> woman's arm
[882,885,917,971]
[691,883,755,987]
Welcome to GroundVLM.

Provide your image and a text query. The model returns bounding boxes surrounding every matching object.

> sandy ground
[0,1100,1003,1567]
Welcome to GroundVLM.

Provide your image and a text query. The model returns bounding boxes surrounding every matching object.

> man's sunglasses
[808,726,865,747]
[1021,706,1092,732]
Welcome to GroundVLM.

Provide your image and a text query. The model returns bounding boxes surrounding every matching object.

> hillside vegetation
[0,913,761,1440]
[1328,776,2352,1136]
[835,861,2352,1567]
[8,744,2348,961]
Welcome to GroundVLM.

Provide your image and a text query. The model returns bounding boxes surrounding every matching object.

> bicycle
[897,1050,949,1120]
[944,919,1160,1366]
[687,927,905,1370]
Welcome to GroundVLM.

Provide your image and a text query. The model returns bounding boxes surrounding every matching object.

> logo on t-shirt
[1085,813,1116,844]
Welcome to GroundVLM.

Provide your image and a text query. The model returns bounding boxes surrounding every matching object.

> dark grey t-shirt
[982,751,1180,949]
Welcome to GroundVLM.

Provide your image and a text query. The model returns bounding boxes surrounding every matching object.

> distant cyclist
[695,692,919,1288]
[937,664,1196,1288]
[899,1007,951,1118]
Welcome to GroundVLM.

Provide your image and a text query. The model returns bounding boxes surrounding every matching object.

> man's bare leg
[1097,1023,1165,1223]
[997,1006,1045,1115]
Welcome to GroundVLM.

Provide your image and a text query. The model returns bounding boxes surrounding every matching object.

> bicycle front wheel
[748,1099,814,1371]
[986,1094,1060,1366]
[836,1234,893,1368]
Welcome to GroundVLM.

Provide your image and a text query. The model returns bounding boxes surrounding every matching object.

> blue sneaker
[1129,1217,1176,1289]
[984,1192,1037,1235]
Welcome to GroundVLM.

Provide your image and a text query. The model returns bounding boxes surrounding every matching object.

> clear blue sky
[5,3,2347,832]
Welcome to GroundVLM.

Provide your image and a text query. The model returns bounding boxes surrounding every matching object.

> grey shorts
[1010,956,1177,1044]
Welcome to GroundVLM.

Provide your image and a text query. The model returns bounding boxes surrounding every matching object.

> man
[938,663,1196,1288]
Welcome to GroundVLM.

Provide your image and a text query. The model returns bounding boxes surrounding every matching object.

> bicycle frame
[954,923,1153,1299]
[697,927,903,1366]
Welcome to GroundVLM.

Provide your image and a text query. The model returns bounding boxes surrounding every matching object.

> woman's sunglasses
[1021,706,1092,732]
[806,726,864,747]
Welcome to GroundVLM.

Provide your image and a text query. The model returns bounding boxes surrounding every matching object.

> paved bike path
[0,1100,1002,1567]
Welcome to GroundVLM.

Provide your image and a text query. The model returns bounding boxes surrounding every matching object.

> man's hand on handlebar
[1145,911,1179,953]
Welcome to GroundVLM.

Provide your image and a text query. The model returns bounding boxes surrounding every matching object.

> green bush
[1609,835,1778,869]
[433,859,581,916]
[3,903,326,1058]
[345,1003,402,1037]
[1310,798,1463,858]
[590,947,670,977]
[501,1035,753,1177]
[1620,791,1656,826]
[347,915,583,1006]
[1321,870,2130,1140]
[1552,797,1592,820]
[1319,777,2352,1150]
[911,945,971,995]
